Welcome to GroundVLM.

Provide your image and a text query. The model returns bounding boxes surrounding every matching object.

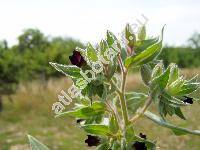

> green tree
[0,42,21,111]
[17,28,49,52]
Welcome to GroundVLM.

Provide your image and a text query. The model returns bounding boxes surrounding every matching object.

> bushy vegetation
[0,29,84,107]
[160,47,200,68]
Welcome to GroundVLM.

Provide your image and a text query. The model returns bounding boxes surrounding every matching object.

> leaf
[97,142,110,150]
[158,67,170,90]
[82,75,105,97]
[109,115,119,134]
[121,48,127,61]
[151,64,170,90]
[126,135,156,150]
[158,92,187,119]
[151,61,164,79]
[94,114,104,124]
[125,40,162,67]
[150,85,160,102]
[99,40,110,61]
[125,23,136,47]
[174,107,186,120]
[135,38,158,53]
[55,101,106,118]
[144,111,200,136]
[107,60,117,80]
[124,26,164,67]
[158,100,167,118]
[27,135,49,150]
[168,63,179,85]
[167,75,200,96]
[126,92,148,114]
[125,125,135,142]
[111,141,121,150]
[49,62,81,78]
[106,30,121,52]
[86,43,98,62]
[145,140,156,150]
[176,82,200,96]
[138,25,146,41]
[167,76,185,95]
[106,30,117,47]
[96,84,104,98]
[161,92,187,107]
[121,138,126,150]
[82,124,112,136]
[140,64,152,86]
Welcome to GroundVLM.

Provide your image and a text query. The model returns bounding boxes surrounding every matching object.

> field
[0,68,200,150]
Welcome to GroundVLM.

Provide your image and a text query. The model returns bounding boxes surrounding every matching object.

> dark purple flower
[183,96,193,104]
[76,119,85,124]
[69,50,86,67]
[132,141,147,150]
[85,135,101,147]
[139,133,147,140]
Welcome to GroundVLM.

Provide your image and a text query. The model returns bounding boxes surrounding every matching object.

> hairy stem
[117,55,129,128]
[130,96,152,122]
[118,91,129,127]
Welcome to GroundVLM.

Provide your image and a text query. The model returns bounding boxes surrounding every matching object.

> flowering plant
[28,24,200,150]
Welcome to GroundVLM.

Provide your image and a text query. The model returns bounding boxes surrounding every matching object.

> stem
[118,91,129,126]
[130,96,152,122]
[105,101,121,129]
[117,55,129,127]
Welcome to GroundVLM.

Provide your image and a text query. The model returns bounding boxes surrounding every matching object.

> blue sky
[0,0,200,46]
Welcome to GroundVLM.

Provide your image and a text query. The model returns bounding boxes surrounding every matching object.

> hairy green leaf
[125,125,135,142]
[140,64,152,86]
[151,61,164,79]
[86,43,98,62]
[125,40,162,67]
[97,142,110,150]
[49,62,82,78]
[168,63,179,85]
[106,30,121,52]
[125,23,136,47]
[126,92,148,114]
[135,38,158,53]
[167,75,199,96]
[174,107,186,120]
[144,111,200,136]
[55,101,106,118]
[125,26,164,67]
[151,65,170,90]
[82,124,112,136]
[27,135,49,150]
[99,39,110,61]
[109,115,119,134]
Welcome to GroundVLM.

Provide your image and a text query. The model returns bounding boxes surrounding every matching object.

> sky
[0,0,200,46]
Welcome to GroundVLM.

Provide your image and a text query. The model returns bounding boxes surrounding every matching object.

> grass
[0,68,200,150]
